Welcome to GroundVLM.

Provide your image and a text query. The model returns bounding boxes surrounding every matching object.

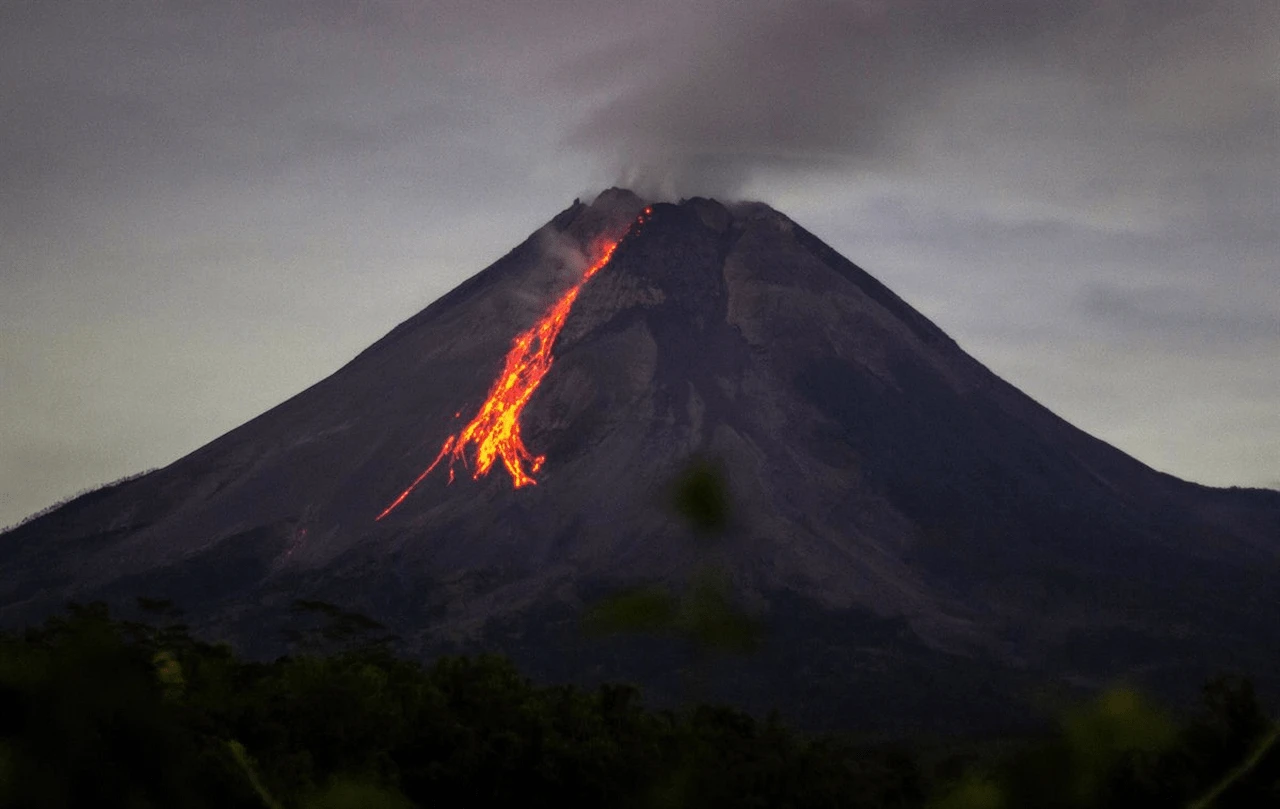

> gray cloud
[565,0,1279,199]
[1078,283,1280,347]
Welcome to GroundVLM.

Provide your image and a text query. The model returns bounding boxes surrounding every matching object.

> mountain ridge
[3,188,1277,731]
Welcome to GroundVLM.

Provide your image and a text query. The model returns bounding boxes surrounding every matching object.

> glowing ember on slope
[376,207,653,521]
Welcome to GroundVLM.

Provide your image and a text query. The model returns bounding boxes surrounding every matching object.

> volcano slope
[3,189,1278,732]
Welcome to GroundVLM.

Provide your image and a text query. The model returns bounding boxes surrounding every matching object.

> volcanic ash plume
[564,0,1278,198]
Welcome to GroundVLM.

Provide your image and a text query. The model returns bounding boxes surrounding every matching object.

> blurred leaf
[1062,687,1176,803]
[677,572,762,655]
[671,458,730,537]
[1187,721,1280,809]
[152,649,185,701]
[931,774,1006,809]
[228,739,285,809]
[583,586,678,636]
[583,575,761,656]
[302,779,416,809]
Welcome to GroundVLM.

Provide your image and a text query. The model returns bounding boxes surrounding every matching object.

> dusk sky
[2,0,1277,528]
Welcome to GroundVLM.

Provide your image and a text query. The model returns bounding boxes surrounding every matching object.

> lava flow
[376,207,653,521]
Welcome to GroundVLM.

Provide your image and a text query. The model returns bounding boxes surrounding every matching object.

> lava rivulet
[376,207,653,521]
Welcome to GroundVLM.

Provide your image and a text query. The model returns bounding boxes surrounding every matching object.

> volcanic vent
[3,188,1278,731]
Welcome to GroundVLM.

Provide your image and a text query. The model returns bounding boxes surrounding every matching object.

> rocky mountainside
[4,188,1277,732]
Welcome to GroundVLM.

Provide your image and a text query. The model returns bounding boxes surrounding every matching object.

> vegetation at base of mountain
[0,601,1275,809]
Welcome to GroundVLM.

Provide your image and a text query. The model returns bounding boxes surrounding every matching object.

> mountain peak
[3,191,1277,732]
[589,186,648,208]
[573,188,780,238]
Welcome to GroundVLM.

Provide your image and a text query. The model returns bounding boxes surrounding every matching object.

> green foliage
[301,779,414,809]
[677,570,762,655]
[1059,687,1176,803]
[0,601,1276,808]
[1182,676,1279,809]
[582,585,678,636]
[932,680,1279,809]
[153,649,186,701]
[583,573,761,656]
[0,602,256,808]
[0,603,944,809]
[929,775,1004,809]
[227,740,284,809]
[587,457,761,662]
[670,456,731,537]
[1187,722,1279,809]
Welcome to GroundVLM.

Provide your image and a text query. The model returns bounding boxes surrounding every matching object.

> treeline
[0,468,158,534]
[0,601,1275,808]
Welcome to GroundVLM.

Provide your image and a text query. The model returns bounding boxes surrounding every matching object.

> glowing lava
[376,207,653,521]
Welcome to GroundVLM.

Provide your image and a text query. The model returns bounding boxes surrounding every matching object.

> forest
[0,595,1276,809]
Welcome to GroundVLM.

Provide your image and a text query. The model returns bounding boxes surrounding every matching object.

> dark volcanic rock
[3,188,1278,732]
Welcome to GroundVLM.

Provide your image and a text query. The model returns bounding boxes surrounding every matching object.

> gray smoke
[563,0,1279,199]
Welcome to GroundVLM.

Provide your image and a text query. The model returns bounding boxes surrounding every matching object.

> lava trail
[376,207,653,521]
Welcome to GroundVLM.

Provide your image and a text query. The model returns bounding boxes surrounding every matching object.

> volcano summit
[3,189,1278,731]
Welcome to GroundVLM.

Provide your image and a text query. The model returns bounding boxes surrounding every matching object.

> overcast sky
[2,0,1277,527]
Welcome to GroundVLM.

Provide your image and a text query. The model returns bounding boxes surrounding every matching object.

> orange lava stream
[376,207,652,521]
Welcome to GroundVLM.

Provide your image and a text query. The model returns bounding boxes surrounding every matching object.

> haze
[2,0,1277,527]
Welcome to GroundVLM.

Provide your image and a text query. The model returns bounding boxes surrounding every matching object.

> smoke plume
[563,0,1279,199]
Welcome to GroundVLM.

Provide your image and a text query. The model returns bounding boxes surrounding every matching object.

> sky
[2,0,1277,527]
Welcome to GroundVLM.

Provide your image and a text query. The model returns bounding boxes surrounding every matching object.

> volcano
[3,189,1278,732]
